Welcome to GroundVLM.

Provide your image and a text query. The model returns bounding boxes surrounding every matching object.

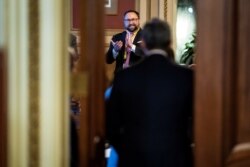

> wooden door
[78,0,106,166]
[195,0,250,166]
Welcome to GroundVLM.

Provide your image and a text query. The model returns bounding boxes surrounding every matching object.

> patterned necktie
[123,32,134,69]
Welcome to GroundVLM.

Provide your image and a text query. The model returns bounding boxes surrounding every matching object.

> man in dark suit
[106,18,194,167]
[106,10,144,74]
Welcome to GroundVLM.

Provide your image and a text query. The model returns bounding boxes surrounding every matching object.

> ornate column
[5,0,70,166]
[6,0,30,166]
[39,0,70,166]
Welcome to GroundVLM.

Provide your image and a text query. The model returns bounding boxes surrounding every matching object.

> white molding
[159,0,165,20]
[138,0,148,26]
[0,0,5,47]
[39,0,69,166]
[7,0,29,166]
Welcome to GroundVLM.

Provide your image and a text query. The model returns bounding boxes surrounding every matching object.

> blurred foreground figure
[106,18,194,167]
[69,33,80,167]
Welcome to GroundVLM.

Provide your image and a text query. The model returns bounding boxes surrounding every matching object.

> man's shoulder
[136,28,143,35]
[172,63,194,79]
[113,31,126,38]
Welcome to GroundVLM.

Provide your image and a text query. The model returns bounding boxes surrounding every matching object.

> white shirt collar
[145,49,167,57]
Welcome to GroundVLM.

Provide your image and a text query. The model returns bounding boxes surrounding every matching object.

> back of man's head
[142,18,171,50]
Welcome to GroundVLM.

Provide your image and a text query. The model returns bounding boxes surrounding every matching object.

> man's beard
[126,24,138,32]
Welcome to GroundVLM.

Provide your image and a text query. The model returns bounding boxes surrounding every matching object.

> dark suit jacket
[106,53,194,167]
[106,29,144,74]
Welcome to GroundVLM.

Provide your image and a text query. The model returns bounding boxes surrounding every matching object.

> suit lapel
[121,31,127,43]
[133,29,142,45]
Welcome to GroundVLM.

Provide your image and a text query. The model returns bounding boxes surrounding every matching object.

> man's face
[124,12,140,32]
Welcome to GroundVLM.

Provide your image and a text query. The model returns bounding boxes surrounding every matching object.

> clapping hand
[126,32,133,48]
[111,40,123,52]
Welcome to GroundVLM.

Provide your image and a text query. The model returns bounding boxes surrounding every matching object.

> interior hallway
[0,0,250,167]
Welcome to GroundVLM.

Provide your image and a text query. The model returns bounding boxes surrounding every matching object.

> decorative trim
[164,0,168,19]
[28,0,40,166]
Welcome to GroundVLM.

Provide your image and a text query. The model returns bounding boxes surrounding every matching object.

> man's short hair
[123,9,140,19]
[142,18,171,50]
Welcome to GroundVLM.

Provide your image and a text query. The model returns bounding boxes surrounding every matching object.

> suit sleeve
[106,36,116,64]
